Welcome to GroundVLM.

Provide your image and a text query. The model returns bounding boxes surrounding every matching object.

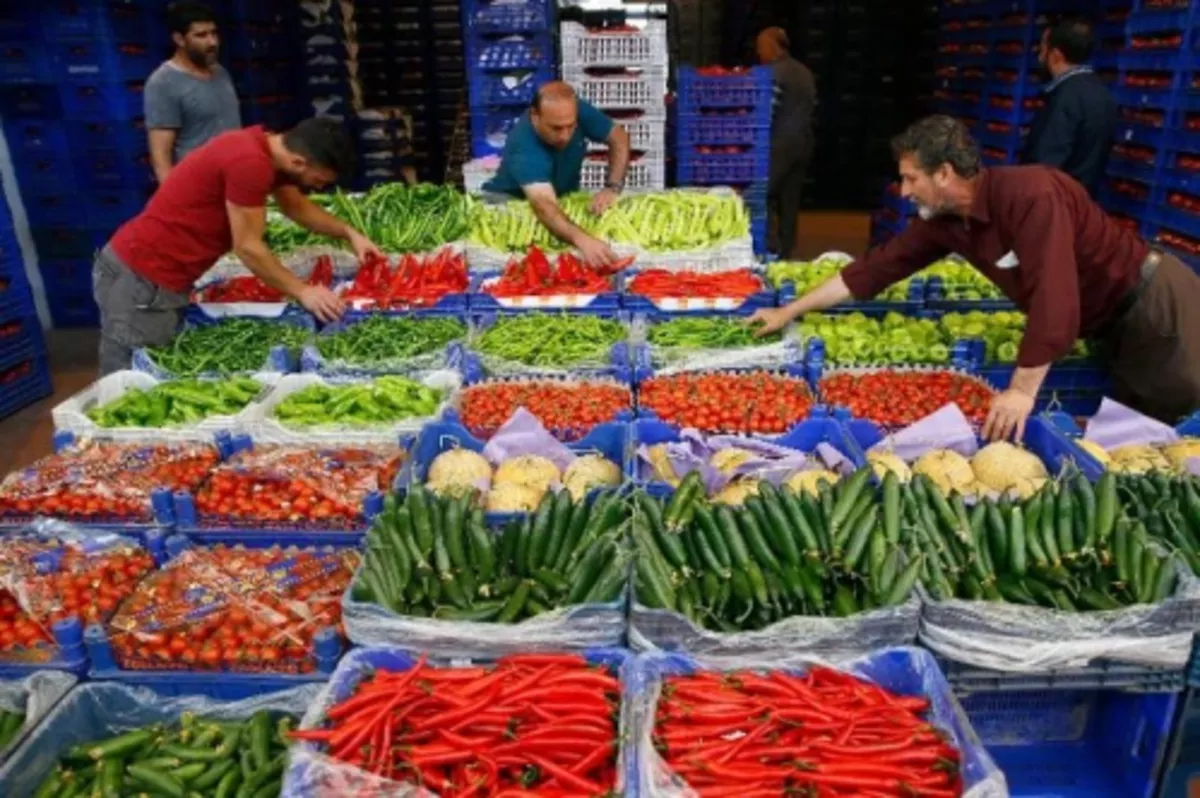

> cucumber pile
[354,487,631,623]
[1113,473,1200,576]
[903,471,1182,610]
[633,469,922,631]
[32,710,294,798]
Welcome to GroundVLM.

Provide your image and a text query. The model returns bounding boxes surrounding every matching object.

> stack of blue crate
[464,0,555,157]
[0,176,52,420]
[0,2,165,328]
[675,66,772,254]
[295,0,351,124]
[219,0,302,130]
[868,183,914,246]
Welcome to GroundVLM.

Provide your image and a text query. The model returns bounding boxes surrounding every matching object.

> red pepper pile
[291,653,621,796]
[460,380,632,440]
[0,441,220,523]
[655,666,963,797]
[639,372,813,434]
[627,269,764,299]
[194,445,405,530]
[340,250,469,308]
[486,246,622,298]
[107,544,357,673]
[193,255,335,303]
[819,371,995,428]
[0,540,155,656]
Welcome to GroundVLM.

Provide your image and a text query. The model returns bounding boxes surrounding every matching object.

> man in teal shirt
[484,82,631,268]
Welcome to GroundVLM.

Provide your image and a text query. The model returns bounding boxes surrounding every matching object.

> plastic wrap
[104,543,358,675]
[0,681,320,797]
[283,647,634,798]
[51,371,277,442]
[189,444,404,533]
[0,672,77,761]
[919,558,1200,671]
[132,317,313,379]
[201,246,360,284]
[0,522,154,666]
[0,439,220,526]
[634,314,801,375]
[303,316,468,377]
[633,647,1007,798]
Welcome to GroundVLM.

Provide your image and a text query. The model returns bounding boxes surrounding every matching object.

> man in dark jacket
[756,27,817,258]
[1022,17,1117,197]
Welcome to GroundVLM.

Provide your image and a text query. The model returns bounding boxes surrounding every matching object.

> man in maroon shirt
[94,118,380,375]
[750,115,1200,435]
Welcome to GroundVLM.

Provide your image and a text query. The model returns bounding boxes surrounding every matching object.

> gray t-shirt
[144,61,241,162]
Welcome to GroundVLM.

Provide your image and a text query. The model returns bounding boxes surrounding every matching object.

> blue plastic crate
[470,108,524,156]
[2,119,68,157]
[1099,190,1151,221]
[1119,50,1197,73]
[74,147,154,190]
[0,84,63,118]
[400,419,631,526]
[21,190,81,228]
[676,150,770,185]
[0,618,87,680]
[283,645,635,798]
[960,688,1177,798]
[468,33,553,70]
[227,30,292,61]
[466,0,551,34]
[14,154,75,194]
[1114,84,1178,110]
[1164,127,1200,155]
[677,114,771,147]
[59,79,146,121]
[31,226,108,261]
[940,657,1187,694]
[1126,8,1194,36]
[50,39,155,84]
[45,288,100,328]
[39,1,164,42]
[469,65,552,107]
[1146,204,1200,239]
[85,188,149,230]
[0,40,56,84]
[677,66,774,111]
[632,412,865,499]
[0,310,43,365]
[0,353,51,420]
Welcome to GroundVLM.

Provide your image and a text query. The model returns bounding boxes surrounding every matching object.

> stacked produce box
[223,1,302,131]
[1103,0,1200,272]
[0,3,164,327]
[0,175,52,420]
[562,17,668,192]
[464,0,551,160]
[869,181,913,246]
[297,0,353,123]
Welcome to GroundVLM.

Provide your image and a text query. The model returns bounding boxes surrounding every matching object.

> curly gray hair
[891,115,981,178]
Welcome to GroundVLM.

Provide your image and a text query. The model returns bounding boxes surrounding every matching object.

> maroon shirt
[842,165,1147,367]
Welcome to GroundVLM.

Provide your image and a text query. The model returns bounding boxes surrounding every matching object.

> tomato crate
[1114,85,1178,110]
[959,689,1178,798]
[631,412,865,500]
[0,618,87,679]
[677,66,774,112]
[560,19,668,71]
[0,40,55,84]
[0,273,34,324]
[677,114,771,147]
[169,434,408,544]
[1146,204,1200,239]
[1126,8,1194,37]
[398,418,632,525]
[282,646,635,797]
[21,190,82,228]
[448,377,635,442]
[572,73,668,112]
[465,0,553,35]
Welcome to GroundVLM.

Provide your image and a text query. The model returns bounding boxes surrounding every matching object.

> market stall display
[305,315,467,376]
[135,318,312,378]
[191,254,335,305]
[459,379,633,440]
[819,370,995,428]
[625,267,772,311]
[640,372,814,434]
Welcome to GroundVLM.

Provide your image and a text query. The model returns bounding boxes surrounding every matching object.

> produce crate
[0,671,77,765]
[560,19,668,71]
[631,412,866,499]
[677,114,771,147]
[959,688,1178,798]
[465,0,552,34]
[469,269,623,312]
[130,314,315,380]
[0,40,55,83]
[0,84,63,118]
[589,114,665,152]
[85,188,149,230]
[443,378,636,442]
[1,119,69,157]
[677,66,774,112]
[581,150,664,191]
[470,65,554,107]
[939,658,1187,694]
[283,646,635,796]
[923,275,1017,311]
[0,355,51,421]
[50,40,155,84]
[15,153,76,194]
[38,2,164,43]
[300,319,468,377]
[59,79,146,121]
[571,72,668,112]
[0,618,87,680]
[621,268,777,313]
[22,191,82,228]
[677,149,770,186]
[467,33,553,71]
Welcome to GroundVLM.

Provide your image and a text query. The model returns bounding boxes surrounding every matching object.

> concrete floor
[0,211,873,473]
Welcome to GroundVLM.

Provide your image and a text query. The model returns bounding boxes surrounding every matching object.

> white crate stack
[560,19,668,191]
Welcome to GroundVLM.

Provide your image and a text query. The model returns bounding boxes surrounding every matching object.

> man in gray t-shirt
[145,2,240,182]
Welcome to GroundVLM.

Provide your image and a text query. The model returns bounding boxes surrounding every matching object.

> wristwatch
[604,180,624,193]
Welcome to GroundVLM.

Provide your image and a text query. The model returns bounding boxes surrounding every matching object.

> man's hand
[745,307,794,337]
[982,388,1036,442]
[298,285,346,324]
[347,229,382,262]
[589,188,620,216]
[576,234,618,269]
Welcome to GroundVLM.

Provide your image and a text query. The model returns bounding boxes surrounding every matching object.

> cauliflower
[645,444,680,486]
[493,455,560,494]
[710,447,757,476]
[1163,438,1200,470]
[867,450,912,483]
[913,450,976,496]
[785,469,838,497]
[971,442,1048,499]
[427,449,492,495]
[713,480,760,506]
[486,483,545,513]
[1109,444,1172,475]
[1076,439,1111,467]
[563,454,621,501]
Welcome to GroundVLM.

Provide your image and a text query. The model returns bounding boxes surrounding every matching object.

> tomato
[640,372,814,434]
[461,380,632,440]
[819,370,996,428]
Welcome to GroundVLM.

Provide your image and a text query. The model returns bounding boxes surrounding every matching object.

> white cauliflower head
[486,482,545,513]
[563,454,622,501]
[913,450,976,496]
[867,450,912,483]
[427,449,492,495]
[493,455,561,495]
[971,442,1049,498]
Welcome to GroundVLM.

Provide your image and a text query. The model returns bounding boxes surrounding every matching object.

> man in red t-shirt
[94,118,379,375]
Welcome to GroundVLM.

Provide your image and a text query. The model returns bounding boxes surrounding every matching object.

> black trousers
[769,159,808,259]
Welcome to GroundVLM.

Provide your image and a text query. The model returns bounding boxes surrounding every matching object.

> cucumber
[737,509,783,573]
[693,505,733,572]
[759,489,802,567]
[1008,506,1027,578]
[716,505,753,569]
[882,472,901,546]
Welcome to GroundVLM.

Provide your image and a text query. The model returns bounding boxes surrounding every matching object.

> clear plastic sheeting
[0,672,77,762]
[629,590,921,660]
[0,682,320,797]
[632,646,1008,798]
[919,560,1200,672]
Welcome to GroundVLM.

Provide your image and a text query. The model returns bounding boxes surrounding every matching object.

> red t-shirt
[110,126,278,293]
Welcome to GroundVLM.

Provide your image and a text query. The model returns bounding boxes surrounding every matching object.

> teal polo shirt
[484,100,614,197]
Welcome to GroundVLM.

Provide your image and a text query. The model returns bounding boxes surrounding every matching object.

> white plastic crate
[581,150,664,192]
[463,157,500,195]
[560,19,668,71]
[565,71,668,111]
[588,115,666,152]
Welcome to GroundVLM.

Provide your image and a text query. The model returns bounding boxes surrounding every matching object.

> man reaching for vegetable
[748,115,1200,436]
[94,118,381,376]
[483,81,631,270]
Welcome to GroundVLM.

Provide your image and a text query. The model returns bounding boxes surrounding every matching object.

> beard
[186,46,218,68]
[917,204,937,221]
